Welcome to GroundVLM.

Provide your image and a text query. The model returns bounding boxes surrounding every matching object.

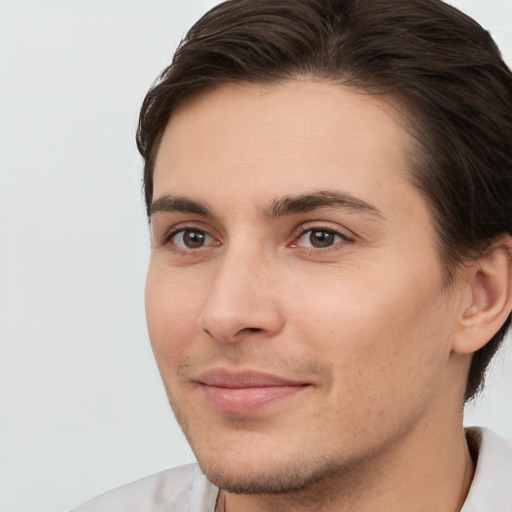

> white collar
[461,427,512,511]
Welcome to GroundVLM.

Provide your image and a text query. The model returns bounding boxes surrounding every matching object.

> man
[73,0,512,510]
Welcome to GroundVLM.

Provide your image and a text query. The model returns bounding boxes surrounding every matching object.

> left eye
[171,229,216,249]
[296,229,344,249]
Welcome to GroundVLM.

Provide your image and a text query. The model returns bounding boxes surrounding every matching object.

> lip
[195,369,310,415]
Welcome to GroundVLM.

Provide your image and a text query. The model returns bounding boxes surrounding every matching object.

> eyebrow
[149,190,383,220]
[149,195,212,217]
[265,191,383,219]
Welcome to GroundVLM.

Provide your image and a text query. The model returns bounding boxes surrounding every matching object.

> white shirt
[461,428,512,511]
[71,428,512,512]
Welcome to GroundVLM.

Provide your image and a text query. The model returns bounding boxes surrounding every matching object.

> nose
[198,248,285,344]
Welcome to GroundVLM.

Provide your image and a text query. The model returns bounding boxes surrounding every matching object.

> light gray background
[0,1,511,511]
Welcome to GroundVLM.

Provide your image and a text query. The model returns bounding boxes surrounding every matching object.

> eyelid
[155,219,355,254]
[159,222,221,248]
[290,221,356,244]
[174,229,216,250]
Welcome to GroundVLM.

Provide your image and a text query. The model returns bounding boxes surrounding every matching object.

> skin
[146,80,478,511]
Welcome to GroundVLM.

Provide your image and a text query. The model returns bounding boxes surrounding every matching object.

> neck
[218,421,475,512]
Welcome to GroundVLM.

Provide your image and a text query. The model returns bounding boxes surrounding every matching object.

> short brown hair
[137,0,512,400]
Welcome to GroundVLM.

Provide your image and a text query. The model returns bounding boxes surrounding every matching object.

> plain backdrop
[0,1,511,511]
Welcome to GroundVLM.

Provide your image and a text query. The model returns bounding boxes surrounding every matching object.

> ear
[452,235,512,355]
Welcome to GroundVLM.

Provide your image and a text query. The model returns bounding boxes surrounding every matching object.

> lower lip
[200,384,307,415]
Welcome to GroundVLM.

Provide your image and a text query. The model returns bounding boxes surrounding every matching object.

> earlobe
[453,235,512,355]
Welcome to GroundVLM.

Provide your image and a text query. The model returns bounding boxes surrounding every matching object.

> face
[146,80,463,493]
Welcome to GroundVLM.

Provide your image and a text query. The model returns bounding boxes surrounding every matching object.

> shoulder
[462,427,512,511]
[71,463,219,512]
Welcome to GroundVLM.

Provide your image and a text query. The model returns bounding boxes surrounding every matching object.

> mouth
[195,369,311,415]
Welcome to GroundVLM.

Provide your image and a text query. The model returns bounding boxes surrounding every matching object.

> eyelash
[160,224,354,255]
[161,225,218,255]
[291,226,353,251]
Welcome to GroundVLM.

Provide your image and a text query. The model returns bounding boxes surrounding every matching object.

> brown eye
[298,229,344,249]
[172,229,213,249]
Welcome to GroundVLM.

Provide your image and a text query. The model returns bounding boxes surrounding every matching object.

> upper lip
[195,369,310,388]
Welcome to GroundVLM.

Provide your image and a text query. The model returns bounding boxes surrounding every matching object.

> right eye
[170,229,217,250]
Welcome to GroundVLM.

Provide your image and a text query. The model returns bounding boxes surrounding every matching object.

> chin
[197,450,349,495]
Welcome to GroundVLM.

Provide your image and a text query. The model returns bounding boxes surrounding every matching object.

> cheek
[145,266,204,369]
[291,267,453,395]
[287,275,454,447]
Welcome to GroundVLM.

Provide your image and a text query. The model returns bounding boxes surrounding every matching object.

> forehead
[152,79,418,215]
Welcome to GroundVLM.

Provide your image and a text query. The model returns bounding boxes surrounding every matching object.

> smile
[196,369,311,415]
